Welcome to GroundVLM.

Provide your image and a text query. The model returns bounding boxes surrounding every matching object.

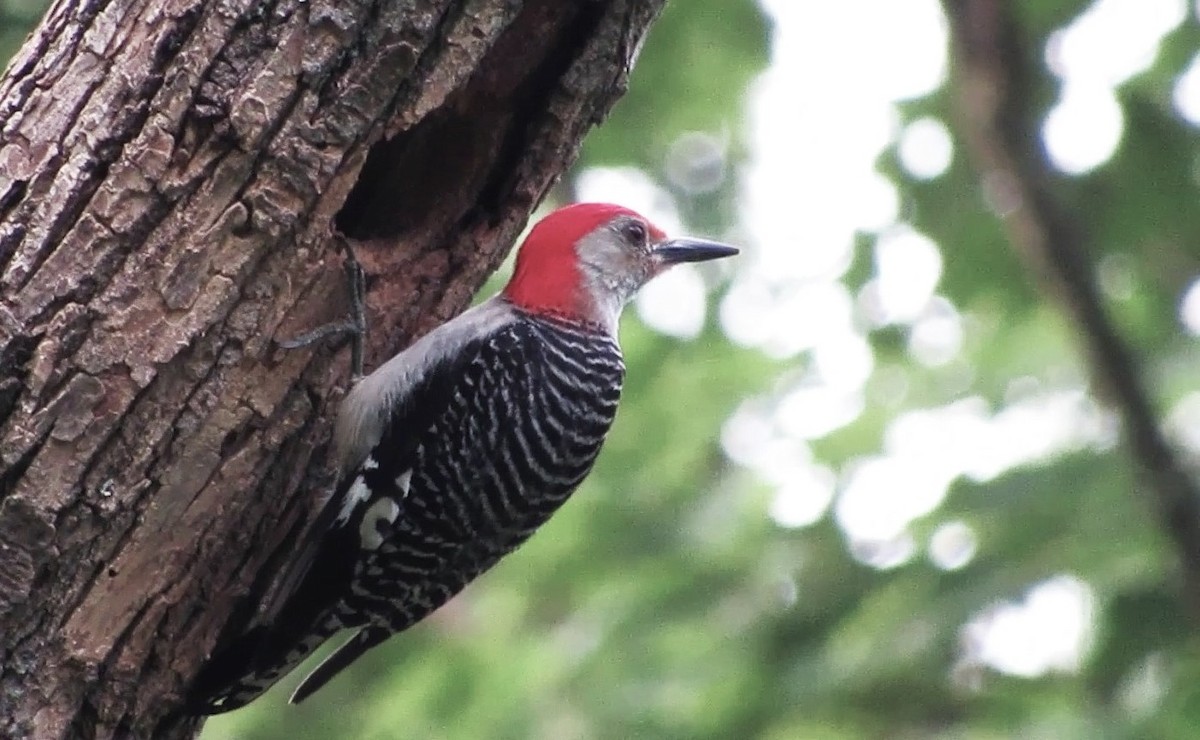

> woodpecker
[189,202,737,713]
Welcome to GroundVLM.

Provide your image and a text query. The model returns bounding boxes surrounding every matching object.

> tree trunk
[0,0,663,737]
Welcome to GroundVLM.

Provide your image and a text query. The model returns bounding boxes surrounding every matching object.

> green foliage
[578,0,768,173]
[0,0,45,66]
[8,0,1200,737]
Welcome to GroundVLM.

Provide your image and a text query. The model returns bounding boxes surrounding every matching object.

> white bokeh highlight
[1042,0,1185,173]
[1042,84,1124,175]
[1173,52,1200,125]
[870,227,943,324]
[769,464,837,528]
[635,265,708,339]
[1178,277,1200,335]
[960,575,1096,678]
[929,520,978,571]
[575,166,684,237]
[908,297,964,367]
[1046,0,1185,86]
[898,117,954,180]
[832,391,1113,552]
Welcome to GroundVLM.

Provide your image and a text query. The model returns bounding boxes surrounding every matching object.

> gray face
[575,215,659,310]
[572,214,738,334]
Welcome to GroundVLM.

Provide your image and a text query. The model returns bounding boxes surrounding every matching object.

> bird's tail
[289,625,390,705]
[187,612,346,715]
[187,472,365,715]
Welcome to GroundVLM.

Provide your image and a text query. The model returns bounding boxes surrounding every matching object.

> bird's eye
[622,221,648,245]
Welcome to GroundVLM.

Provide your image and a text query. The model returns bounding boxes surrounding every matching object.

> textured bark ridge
[0,0,663,737]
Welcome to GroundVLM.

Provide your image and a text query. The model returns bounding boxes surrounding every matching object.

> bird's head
[502,202,738,332]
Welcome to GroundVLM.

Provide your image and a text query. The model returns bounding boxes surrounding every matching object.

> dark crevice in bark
[335,0,596,241]
[0,221,29,268]
[189,4,282,135]
[0,425,49,498]
[332,0,470,240]
[75,702,100,740]
[0,179,27,219]
[187,400,330,663]
[473,1,608,215]
[335,106,489,239]
[8,164,107,295]
[88,593,163,733]
[196,0,284,119]
[21,270,106,335]
[28,306,97,408]
[0,332,36,425]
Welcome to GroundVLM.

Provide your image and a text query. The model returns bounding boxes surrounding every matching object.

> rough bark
[0,0,664,737]
[942,0,1200,616]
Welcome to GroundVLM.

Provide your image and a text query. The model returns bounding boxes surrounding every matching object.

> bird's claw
[277,254,368,380]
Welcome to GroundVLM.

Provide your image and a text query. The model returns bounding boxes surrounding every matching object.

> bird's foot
[278,254,367,380]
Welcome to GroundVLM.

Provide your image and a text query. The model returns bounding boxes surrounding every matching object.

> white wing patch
[359,497,401,550]
[336,472,373,524]
[336,457,409,547]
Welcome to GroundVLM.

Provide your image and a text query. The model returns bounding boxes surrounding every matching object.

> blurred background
[9,0,1200,737]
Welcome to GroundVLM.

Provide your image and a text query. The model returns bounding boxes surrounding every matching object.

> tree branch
[942,0,1200,613]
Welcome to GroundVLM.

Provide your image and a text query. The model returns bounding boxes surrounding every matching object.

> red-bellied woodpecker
[190,202,738,713]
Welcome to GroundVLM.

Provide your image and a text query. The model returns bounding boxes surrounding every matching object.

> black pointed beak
[652,237,740,264]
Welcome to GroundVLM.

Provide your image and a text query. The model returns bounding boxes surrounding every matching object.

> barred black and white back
[189,201,738,714]
[190,298,624,713]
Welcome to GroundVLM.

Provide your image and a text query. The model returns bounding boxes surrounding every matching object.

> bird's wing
[189,308,514,714]
[256,299,520,634]
[258,336,486,628]
[248,332,494,656]
[188,346,479,714]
